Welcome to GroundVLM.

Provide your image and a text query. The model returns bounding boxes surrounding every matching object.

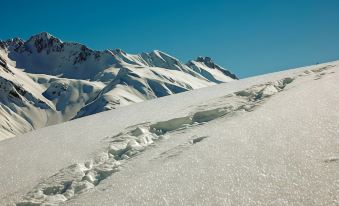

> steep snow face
[0,32,237,140]
[0,61,106,141]
[0,52,55,140]
[30,74,105,123]
[140,50,189,72]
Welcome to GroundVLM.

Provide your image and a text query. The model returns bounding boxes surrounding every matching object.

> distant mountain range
[0,32,237,140]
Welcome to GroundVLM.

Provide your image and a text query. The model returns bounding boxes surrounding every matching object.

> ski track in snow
[16,67,335,206]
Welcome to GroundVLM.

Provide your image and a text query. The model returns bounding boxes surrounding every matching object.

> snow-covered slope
[0,32,237,140]
[0,60,338,205]
[0,51,55,138]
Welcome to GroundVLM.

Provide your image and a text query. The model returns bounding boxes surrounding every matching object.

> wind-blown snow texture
[0,32,237,140]
[0,60,338,205]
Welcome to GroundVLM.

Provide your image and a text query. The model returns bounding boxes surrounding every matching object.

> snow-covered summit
[2,32,117,79]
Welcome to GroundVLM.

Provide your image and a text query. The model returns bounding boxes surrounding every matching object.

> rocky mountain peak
[186,56,238,80]
[195,56,218,68]
[25,32,63,53]
[0,37,24,50]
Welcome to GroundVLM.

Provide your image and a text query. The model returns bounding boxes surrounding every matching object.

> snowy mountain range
[0,32,238,140]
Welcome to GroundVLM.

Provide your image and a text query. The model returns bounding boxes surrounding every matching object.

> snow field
[16,76,296,205]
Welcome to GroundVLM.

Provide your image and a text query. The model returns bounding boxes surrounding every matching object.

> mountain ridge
[0,32,238,140]
[0,32,237,80]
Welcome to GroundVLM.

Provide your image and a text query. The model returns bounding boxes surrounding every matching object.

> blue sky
[1,0,339,78]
